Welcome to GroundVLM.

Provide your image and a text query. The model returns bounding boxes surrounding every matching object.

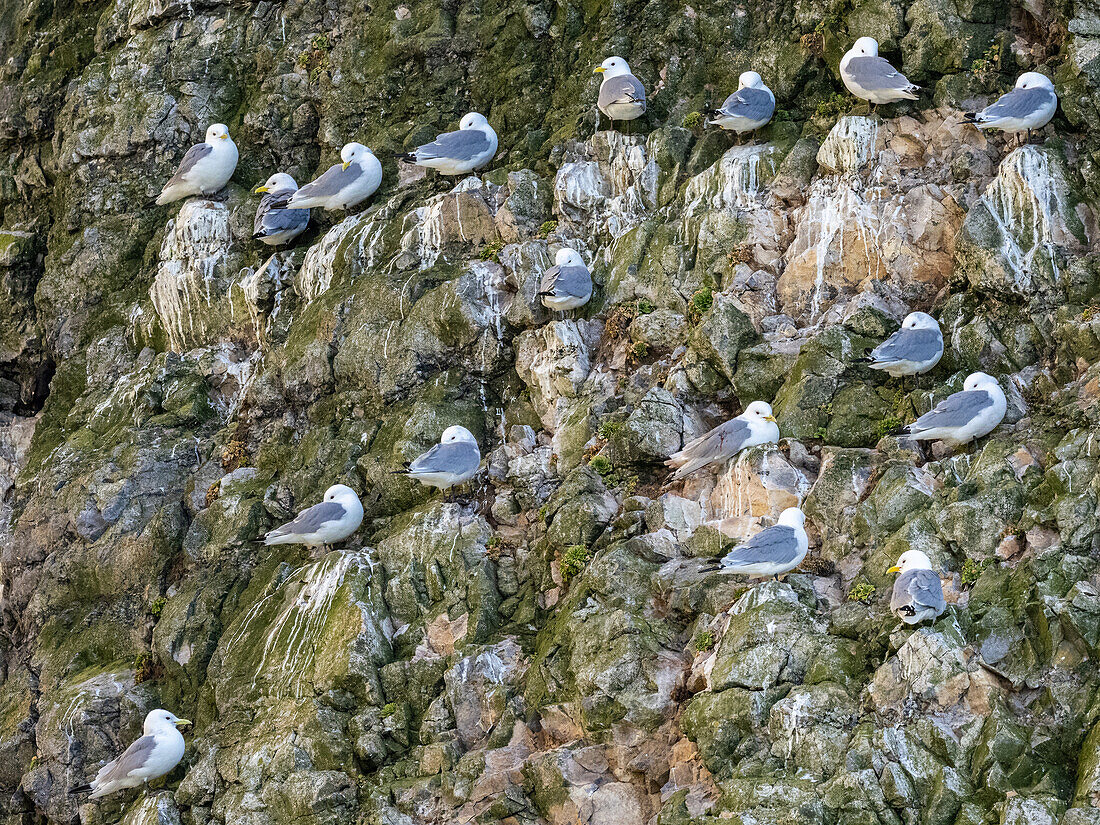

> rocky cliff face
[2,0,1100,823]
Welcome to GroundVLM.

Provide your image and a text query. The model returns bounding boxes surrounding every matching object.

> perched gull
[156,124,238,205]
[252,173,310,246]
[902,371,1007,449]
[399,113,498,175]
[285,143,382,211]
[840,37,919,109]
[595,57,647,127]
[398,426,481,491]
[708,71,776,137]
[666,401,780,481]
[71,709,190,798]
[539,248,593,311]
[263,484,364,548]
[888,550,946,625]
[964,72,1057,141]
[857,311,943,378]
[707,507,809,579]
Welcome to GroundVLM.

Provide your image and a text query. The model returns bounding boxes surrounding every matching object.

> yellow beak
[594,66,606,73]
[174,718,192,728]
[252,185,269,194]
[342,161,351,171]
[887,566,901,574]
[219,134,229,140]
[764,415,776,422]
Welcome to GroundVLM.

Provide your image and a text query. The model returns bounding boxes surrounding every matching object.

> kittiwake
[285,143,382,211]
[399,113,498,175]
[857,311,943,378]
[840,37,919,108]
[263,484,364,548]
[156,124,238,205]
[252,173,310,246]
[708,507,809,579]
[888,549,946,624]
[398,426,481,490]
[901,371,1007,449]
[595,57,647,125]
[70,709,191,799]
[709,71,776,136]
[963,72,1057,140]
[539,248,593,311]
[666,401,780,481]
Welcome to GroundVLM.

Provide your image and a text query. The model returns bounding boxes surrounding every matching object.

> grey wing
[668,418,753,479]
[96,736,157,785]
[255,190,309,236]
[297,163,362,200]
[165,143,212,187]
[891,569,945,615]
[870,328,942,364]
[544,265,591,299]
[268,500,347,537]
[415,129,491,162]
[908,390,992,431]
[980,87,1053,120]
[539,264,561,294]
[718,88,775,121]
[721,526,799,567]
[847,56,914,91]
[409,441,480,475]
[599,75,646,109]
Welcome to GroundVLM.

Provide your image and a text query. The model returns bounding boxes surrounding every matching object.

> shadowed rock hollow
[1,0,1100,823]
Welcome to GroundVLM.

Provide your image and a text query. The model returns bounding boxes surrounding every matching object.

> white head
[850,37,880,57]
[901,311,939,331]
[777,507,806,529]
[460,112,490,130]
[738,71,765,90]
[206,123,232,143]
[253,172,297,194]
[888,549,934,574]
[440,425,478,445]
[554,247,586,268]
[595,56,632,78]
[963,372,1000,393]
[324,484,360,503]
[144,709,190,733]
[742,400,777,424]
[1015,72,1054,91]
[340,142,373,169]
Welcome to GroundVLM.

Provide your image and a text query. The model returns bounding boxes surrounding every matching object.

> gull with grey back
[252,173,310,246]
[666,401,780,481]
[156,124,238,205]
[889,550,946,624]
[840,37,919,108]
[709,71,776,136]
[285,143,382,211]
[595,57,647,126]
[857,311,943,378]
[539,248,593,312]
[902,372,1007,449]
[400,113,498,175]
[706,508,809,579]
[964,72,1058,139]
[263,484,364,548]
[399,426,481,490]
[70,709,191,799]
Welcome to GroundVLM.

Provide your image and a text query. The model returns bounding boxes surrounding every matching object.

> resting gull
[706,507,809,579]
[397,426,481,491]
[857,311,943,378]
[666,401,780,481]
[252,173,310,246]
[901,371,1007,449]
[888,550,946,624]
[539,248,593,312]
[840,37,919,109]
[71,709,190,799]
[263,484,364,548]
[964,72,1057,142]
[156,124,238,205]
[595,57,647,127]
[285,143,382,211]
[399,113,498,175]
[709,71,776,138]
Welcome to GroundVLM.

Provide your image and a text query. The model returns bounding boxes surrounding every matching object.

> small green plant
[297,33,333,81]
[876,415,902,439]
[597,420,624,440]
[630,341,649,361]
[961,558,990,587]
[682,111,703,130]
[636,298,655,315]
[621,475,638,495]
[134,652,156,684]
[478,240,504,262]
[537,220,558,238]
[560,545,592,584]
[813,92,849,123]
[693,630,715,652]
[381,702,398,718]
[689,286,713,324]
[588,455,613,476]
[149,596,167,619]
[848,580,876,602]
[970,43,1001,84]
[814,426,828,441]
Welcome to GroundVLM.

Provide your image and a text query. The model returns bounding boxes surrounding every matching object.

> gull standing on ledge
[285,143,382,211]
[901,371,1007,449]
[857,311,943,379]
[70,709,191,799]
[539,248,593,312]
[705,507,809,579]
[263,484,364,548]
[888,550,946,624]
[595,57,647,130]
[252,173,310,246]
[666,401,780,481]
[397,426,481,492]
[840,37,919,111]
[399,113,498,175]
[708,71,776,139]
[156,124,238,205]
[963,72,1058,144]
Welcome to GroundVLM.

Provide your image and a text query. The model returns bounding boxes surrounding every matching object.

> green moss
[380,702,398,718]
[478,240,504,262]
[876,415,902,439]
[560,545,591,584]
[536,220,558,238]
[848,580,876,603]
[681,111,703,130]
[636,298,656,315]
[134,652,156,684]
[149,597,167,619]
[693,630,715,652]
[630,341,649,360]
[597,420,625,440]
[588,455,613,477]
[961,557,992,588]
[813,92,849,124]
[689,286,713,323]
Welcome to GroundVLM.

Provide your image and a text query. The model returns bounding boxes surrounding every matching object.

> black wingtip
[853,356,873,364]
[962,112,980,124]
[395,153,417,163]
[69,784,92,795]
